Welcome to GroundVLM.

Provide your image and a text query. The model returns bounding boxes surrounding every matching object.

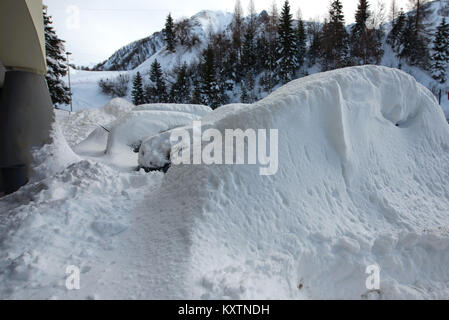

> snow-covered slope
[1,66,448,299]
[67,69,126,112]
[146,65,449,299]
[70,2,449,117]
[94,11,233,72]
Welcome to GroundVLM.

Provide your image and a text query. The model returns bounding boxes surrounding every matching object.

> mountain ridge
[88,1,449,117]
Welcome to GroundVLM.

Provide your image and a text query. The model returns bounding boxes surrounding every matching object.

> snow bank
[69,69,125,111]
[138,103,251,169]
[442,97,449,120]
[72,109,203,170]
[0,159,162,299]
[30,124,81,183]
[134,103,212,117]
[106,110,201,155]
[154,66,449,299]
[58,98,135,146]
[2,65,449,300]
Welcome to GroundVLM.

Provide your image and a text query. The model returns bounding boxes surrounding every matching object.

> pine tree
[131,72,146,105]
[191,79,202,105]
[387,9,406,52]
[398,16,429,68]
[407,0,432,67]
[241,73,257,103]
[296,15,307,70]
[398,16,417,63]
[231,0,244,82]
[262,2,280,91]
[431,18,449,102]
[43,8,71,106]
[409,0,432,35]
[321,0,350,70]
[147,60,168,103]
[164,13,176,52]
[241,20,257,83]
[351,0,370,64]
[278,0,298,84]
[170,63,191,103]
[307,21,322,66]
[389,0,398,24]
[350,0,383,65]
[240,82,249,103]
[200,47,220,109]
[232,0,244,52]
[242,27,256,72]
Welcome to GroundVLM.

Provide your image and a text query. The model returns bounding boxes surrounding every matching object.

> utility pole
[66,51,73,113]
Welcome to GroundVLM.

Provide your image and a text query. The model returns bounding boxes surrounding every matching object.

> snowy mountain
[93,11,234,72]
[77,1,449,118]
[94,32,165,71]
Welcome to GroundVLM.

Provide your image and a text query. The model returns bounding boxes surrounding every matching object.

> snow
[138,129,176,169]
[67,69,125,111]
[102,110,202,169]
[59,99,208,171]
[1,66,449,299]
[133,11,233,74]
[138,103,250,170]
[159,65,449,299]
[57,98,135,146]
[134,103,212,117]
[441,93,449,119]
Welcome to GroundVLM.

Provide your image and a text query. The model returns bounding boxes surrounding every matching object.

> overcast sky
[43,0,409,66]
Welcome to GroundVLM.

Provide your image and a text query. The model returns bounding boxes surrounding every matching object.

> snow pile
[134,103,212,117]
[30,124,80,182]
[104,110,202,168]
[73,103,211,170]
[442,97,449,119]
[58,98,135,146]
[1,65,449,299]
[0,158,162,299]
[138,103,248,169]
[155,66,449,299]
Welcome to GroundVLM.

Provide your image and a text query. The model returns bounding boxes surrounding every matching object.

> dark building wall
[0,71,54,193]
[0,59,5,87]
[0,61,4,194]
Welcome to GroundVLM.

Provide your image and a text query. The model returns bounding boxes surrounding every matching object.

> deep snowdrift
[133,103,212,117]
[147,65,449,299]
[1,66,448,299]
[73,103,212,170]
[57,98,135,147]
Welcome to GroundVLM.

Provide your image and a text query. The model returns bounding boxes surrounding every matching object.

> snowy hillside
[67,1,449,119]
[94,11,233,72]
[94,32,165,71]
[1,66,449,299]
